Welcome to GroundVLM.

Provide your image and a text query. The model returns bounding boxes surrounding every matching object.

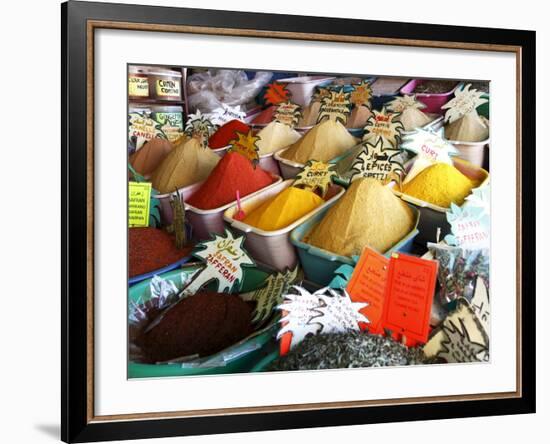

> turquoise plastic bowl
[128,266,277,378]
[290,203,420,286]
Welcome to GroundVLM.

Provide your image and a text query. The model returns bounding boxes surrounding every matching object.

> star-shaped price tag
[293,160,338,197]
[273,101,302,128]
[400,128,459,183]
[228,130,261,166]
[264,82,291,105]
[362,108,405,148]
[276,286,369,352]
[317,87,352,124]
[348,139,404,184]
[350,80,373,108]
[184,110,217,147]
[312,288,369,334]
[423,298,489,363]
[240,267,300,325]
[182,229,255,295]
[442,83,488,123]
[209,104,246,126]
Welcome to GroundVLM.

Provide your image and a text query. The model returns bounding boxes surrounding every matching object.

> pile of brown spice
[136,291,254,363]
[413,80,458,94]
[129,227,192,277]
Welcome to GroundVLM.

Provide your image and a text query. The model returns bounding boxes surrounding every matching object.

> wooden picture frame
[62,1,536,442]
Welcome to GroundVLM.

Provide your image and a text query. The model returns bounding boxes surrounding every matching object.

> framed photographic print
[62,0,536,442]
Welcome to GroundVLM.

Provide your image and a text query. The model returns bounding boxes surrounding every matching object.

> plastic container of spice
[156,180,204,226]
[390,157,489,246]
[223,180,345,271]
[184,174,283,240]
[444,136,490,167]
[148,67,183,102]
[400,79,460,114]
[128,66,151,100]
[290,203,420,287]
[370,77,410,110]
[275,76,335,107]
[128,266,279,378]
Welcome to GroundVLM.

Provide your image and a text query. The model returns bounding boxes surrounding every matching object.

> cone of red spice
[187,152,275,210]
[251,105,277,125]
[129,227,191,277]
[208,119,251,149]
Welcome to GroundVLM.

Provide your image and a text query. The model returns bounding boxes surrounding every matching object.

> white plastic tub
[184,174,283,240]
[156,180,204,226]
[276,76,335,107]
[223,180,345,271]
[391,157,489,245]
[445,137,490,167]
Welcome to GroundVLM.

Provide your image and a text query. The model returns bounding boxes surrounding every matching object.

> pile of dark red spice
[129,227,192,277]
[136,291,254,363]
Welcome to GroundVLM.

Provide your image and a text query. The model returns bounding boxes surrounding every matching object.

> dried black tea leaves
[269,331,426,371]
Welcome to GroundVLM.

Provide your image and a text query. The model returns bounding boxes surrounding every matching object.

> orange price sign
[346,247,389,334]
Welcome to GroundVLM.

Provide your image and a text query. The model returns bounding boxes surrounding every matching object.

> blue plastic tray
[128,255,193,286]
[290,203,420,286]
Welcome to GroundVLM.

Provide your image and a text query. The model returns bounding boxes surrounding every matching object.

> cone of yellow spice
[306,178,415,256]
[401,163,475,208]
[151,137,219,194]
[243,186,324,231]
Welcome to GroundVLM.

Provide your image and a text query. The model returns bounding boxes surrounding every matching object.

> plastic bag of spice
[187,69,273,112]
[427,242,489,306]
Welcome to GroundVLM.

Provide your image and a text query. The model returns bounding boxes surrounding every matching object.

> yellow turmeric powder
[401,162,474,208]
[243,186,324,231]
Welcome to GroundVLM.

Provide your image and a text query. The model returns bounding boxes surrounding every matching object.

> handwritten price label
[293,160,337,196]
[346,247,389,334]
[183,229,255,295]
[381,253,438,345]
[128,182,152,227]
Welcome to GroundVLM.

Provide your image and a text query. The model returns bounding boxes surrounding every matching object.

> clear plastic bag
[187,69,272,112]
[427,242,490,305]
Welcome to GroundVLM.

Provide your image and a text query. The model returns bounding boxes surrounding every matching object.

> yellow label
[293,160,337,196]
[228,130,260,165]
[128,76,149,97]
[155,79,181,98]
[129,182,152,227]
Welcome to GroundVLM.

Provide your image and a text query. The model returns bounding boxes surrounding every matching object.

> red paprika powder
[251,105,276,125]
[129,227,191,277]
[187,152,275,210]
[208,119,250,149]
